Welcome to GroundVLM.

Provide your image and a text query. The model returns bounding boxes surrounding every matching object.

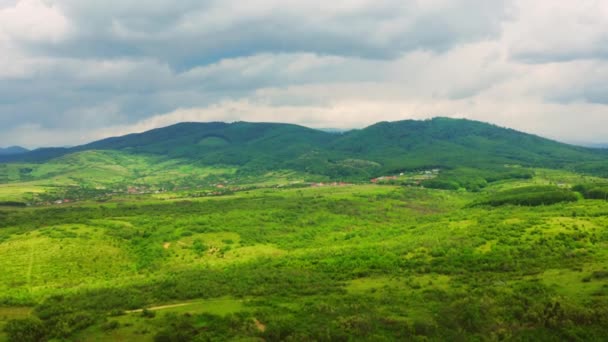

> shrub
[574,184,608,200]
[474,186,578,207]
[141,308,156,318]
[4,318,46,342]
[101,320,120,331]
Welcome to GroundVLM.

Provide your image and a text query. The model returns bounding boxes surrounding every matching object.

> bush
[422,167,534,192]
[101,320,121,331]
[192,239,208,256]
[422,179,459,190]
[474,186,578,207]
[0,201,27,207]
[141,308,156,318]
[46,311,97,338]
[4,318,46,342]
[573,184,608,200]
[592,271,608,280]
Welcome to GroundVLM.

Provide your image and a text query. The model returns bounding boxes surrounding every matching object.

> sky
[1,0,607,148]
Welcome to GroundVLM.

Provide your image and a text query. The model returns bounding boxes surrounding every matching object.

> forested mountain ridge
[1,117,607,179]
[0,146,28,156]
[3,119,608,341]
[329,118,608,174]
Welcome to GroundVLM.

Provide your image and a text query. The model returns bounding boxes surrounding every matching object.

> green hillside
[0,150,310,203]
[2,118,608,340]
[331,118,607,171]
[3,118,607,181]
[2,175,608,341]
[1,118,606,203]
[3,122,335,169]
[0,147,28,156]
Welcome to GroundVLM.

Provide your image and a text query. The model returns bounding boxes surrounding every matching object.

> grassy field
[1,170,608,340]
[72,297,247,341]
[0,150,328,204]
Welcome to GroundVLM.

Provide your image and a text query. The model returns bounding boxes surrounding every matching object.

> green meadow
[3,119,608,340]
[2,169,608,341]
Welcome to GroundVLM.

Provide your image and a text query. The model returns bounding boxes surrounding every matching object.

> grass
[0,307,32,342]
[0,182,51,202]
[0,226,137,301]
[0,150,241,202]
[0,149,325,205]
[74,297,245,342]
[2,170,608,340]
[540,268,607,302]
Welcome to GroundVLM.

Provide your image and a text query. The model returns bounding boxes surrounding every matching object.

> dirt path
[125,298,243,313]
[254,318,266,332]
[126,302,190,313]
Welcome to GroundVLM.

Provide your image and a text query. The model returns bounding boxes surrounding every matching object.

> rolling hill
[3,118,608,341]
[1,117,607,185]
[0,146,28,156]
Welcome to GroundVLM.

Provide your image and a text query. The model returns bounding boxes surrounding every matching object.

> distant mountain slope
[1,118,607,179]
[0,146,28,156]
[3,122,337,166]
[331,118,607,172]
[585,143,608,148]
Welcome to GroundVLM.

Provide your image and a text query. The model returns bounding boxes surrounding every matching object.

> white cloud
[506,0,608,62]
[1,0,608,148]
[0,0,70,42]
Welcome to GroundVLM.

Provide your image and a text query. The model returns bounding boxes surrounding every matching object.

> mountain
[2,118,607,180]
[0,146,28,156]
[586,143,608,148]
[330,118,608,171]
[2,122,335,166]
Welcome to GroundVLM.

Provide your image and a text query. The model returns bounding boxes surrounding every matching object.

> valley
[1,118,608,341]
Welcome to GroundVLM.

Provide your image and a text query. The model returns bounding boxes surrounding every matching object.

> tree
[4,318,46,342]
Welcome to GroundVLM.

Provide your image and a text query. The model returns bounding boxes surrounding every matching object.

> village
[30,169,441,206]
[370,168,440,185]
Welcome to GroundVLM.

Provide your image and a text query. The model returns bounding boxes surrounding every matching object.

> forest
[2,118,608,341]
[1,168,608,341]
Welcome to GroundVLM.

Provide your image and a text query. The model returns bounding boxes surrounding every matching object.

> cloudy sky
[1,0,607,148]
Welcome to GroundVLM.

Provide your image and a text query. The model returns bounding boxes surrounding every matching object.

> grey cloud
[538,62,608,105]
[548,83,608,106]
[26,0,512,69]
[0,52,387,133]
[2,0,608,147]
[513,44,608,64]
[506,1,608,63]
[0,0,513,142]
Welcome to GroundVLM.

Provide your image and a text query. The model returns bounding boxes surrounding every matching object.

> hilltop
[1,117,607,202]
[0,146,28,156]
[2,118,607,179]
